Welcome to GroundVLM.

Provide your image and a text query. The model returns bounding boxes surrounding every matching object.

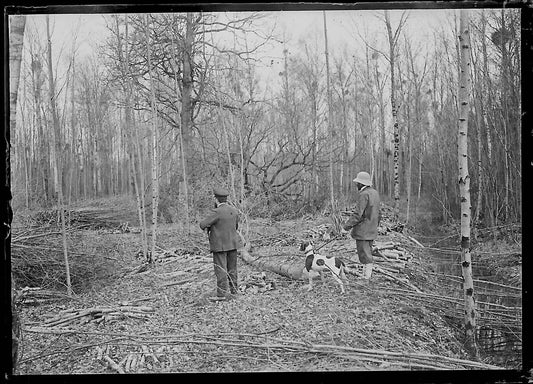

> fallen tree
[237,227,421,288]
[238,236,305,280]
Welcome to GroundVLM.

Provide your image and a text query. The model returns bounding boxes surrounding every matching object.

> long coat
[343,186,380,240]
[199,203,241,252]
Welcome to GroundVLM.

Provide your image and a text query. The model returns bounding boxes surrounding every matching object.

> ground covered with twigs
[13,200,521,374]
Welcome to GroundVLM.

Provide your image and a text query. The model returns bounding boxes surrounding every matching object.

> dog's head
[299,241,314,253]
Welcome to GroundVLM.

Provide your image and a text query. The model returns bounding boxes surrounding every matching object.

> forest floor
[13,198,522,374]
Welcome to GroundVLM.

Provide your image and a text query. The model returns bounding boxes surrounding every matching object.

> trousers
[212,250,238,297]
[356,240,374,264]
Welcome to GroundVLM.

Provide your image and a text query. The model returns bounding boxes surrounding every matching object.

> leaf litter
[16,216,515,374]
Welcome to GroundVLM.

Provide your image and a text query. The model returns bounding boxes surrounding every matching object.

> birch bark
[458,9,478,358]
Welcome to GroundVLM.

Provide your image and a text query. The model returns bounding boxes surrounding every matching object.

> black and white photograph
[5,2,525,378]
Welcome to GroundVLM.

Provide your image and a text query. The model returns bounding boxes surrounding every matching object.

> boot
[363,263,373,279]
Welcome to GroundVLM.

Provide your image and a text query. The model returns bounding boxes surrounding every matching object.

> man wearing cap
[200,187,241,300]
[343,171,380,280]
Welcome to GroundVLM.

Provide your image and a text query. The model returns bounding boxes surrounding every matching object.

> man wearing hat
[200,187,241,300]
[343,171,380,280]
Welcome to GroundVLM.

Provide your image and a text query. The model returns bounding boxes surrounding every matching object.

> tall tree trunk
[46,15,73,297]
[479,10,496,229]
[145,15,159,262]
[406,103,412,224]
[311,78,318,203]
[417,139,423,209]
[336,63,349,197]
[120,15,148,259]
[473,89,484,231]
[457,9,478,358]
[499,10,510,221]
[170,20,190,234]
[181,13,194,181]
[9,13,26,374]
[323,11,336,214]
[69,52,76,205]
[9,15,26,155]
[384,10,402,218]
[178,13,194,232]
[373,53,387,196]
[20,79,30,209]
[30,53,49,204]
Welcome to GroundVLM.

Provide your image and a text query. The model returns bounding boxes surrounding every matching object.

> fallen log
[239,246,305,280]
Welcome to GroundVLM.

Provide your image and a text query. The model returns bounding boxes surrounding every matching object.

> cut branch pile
[95,344,163,373]
[11,226,100,290]
[30,206,138,232]
[15,287,80,306]
[125,245,212,278]
[26,305,154,328]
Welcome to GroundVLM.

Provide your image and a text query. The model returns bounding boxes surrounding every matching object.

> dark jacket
[199,203,241,252]
[343,186,380,240]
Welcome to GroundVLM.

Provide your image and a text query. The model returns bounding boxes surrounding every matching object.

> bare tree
[384,10,408,218]
[145,14,160,262]
[323,12,335,212]
[45,15,73,296]
[9,13,26,373]
[170,15,190,234]
[457,9,477,358]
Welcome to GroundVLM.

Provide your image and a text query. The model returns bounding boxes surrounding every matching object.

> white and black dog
[300,241,347,294]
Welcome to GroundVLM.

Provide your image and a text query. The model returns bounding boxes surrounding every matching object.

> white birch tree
[9,13,26,373]
[457,9,478,358]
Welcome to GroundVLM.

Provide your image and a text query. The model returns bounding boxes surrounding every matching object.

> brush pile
[15,287,75,306]
[12,204,140,293]
[11,225,94,291]
[94,344,164,373]
[25,304,154,328]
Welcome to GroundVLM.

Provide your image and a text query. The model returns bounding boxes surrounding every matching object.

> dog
[300,241,347,294]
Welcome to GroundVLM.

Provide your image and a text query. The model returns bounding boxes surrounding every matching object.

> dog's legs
[307,270,319,291]
[340,267,348,284]
[331,269,346,294]
[307,275,313,291]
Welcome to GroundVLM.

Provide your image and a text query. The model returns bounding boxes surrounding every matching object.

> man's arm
[199,209,219,230]
[343,193,369,230]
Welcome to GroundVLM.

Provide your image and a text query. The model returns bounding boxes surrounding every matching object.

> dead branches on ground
[22,327,503,371]
[15,287,82,306]
[25,304,154,328]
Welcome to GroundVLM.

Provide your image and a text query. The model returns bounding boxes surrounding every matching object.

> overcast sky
[14,8,497,98]
[23,9,457,56]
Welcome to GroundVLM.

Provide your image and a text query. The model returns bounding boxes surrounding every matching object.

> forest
[6,6,522,376]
